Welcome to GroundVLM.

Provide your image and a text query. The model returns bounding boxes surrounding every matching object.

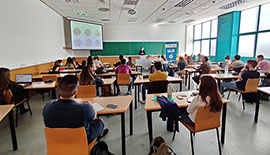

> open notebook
[92,103,104,112]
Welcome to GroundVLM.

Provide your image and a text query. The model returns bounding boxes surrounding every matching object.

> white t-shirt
[187,95,210,122]
[94,60,103,68]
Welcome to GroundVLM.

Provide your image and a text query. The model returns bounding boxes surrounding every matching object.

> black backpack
[91,141,114,155]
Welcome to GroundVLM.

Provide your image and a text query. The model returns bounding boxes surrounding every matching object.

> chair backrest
[3,89,13,104]
[42,75,58,86]
[245,78,260,92]
[117,73,130,85]
[194,106,221,132]
[209,70,217,74]
[148,80,168,94]
[77,85,97,98]
[45,127,91,155]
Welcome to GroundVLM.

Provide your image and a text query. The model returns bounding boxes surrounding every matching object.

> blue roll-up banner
[165,42,177,61]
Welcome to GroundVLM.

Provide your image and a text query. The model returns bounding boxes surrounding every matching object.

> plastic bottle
[167,83,172,98]
[225,65,229,74]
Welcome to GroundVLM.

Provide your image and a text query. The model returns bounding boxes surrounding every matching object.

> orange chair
[227,78,260,110]
[41,75,58,101]
[77,85,97,98]
[173,107,222,155]
[117,73,131,94]
[4,89,32,127]
[45,127,96,155]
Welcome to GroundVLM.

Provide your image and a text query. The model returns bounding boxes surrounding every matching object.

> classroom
[1,0,270,155]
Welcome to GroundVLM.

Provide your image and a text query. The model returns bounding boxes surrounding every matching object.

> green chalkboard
[90,42,179,56]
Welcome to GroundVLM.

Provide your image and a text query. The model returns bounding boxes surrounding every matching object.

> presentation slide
[70,20,103,50]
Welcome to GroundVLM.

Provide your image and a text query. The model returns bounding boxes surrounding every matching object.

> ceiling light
[124,0,139,5]
[98,8,109,12]
[168,21,177,23]
[101,19,110,22]
[175,0,195,8]
[219,0,248,9]
[183,19,195,23]
[65,0,79,3]
[128,9,136,15]
[74,10,88,16]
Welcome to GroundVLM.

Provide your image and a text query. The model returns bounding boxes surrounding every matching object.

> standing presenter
[139,47,146,55]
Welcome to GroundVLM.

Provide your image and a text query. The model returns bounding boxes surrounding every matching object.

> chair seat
[179,119,196,133]
[230,88,257,94]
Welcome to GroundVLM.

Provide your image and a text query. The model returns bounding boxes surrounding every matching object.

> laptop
[15,74,32,87]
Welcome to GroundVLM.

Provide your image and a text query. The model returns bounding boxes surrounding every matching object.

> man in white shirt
[93,56,104,69]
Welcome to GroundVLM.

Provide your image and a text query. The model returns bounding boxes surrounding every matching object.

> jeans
[142,84,149,101]
[87,119,104,144]
[115,77,133,92]
[179,108,195,126]
[220,81,237,94]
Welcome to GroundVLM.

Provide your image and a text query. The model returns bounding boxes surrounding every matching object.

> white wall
[185,25,194,55]
[0,0,74,69]
[102,24,187,54]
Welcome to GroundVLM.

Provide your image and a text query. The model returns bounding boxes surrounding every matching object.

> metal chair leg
[26,100,32,115]
[242,94,245,110]
[190,131,195,155]
[227,90,231,100]
[15,108,18,127]
[172,130,176,141]
[238,94,241,101]
[216,128,222,155]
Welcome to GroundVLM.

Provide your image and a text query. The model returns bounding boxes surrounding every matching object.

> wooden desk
[97,71,142,77]
[105,67,135,72]
[255,87,270,123]
[41,69,81,74]
[0,105,17,151]
[133,77,183,109]
[102,78,116,96]
[75,96,133,155]
[32,73,76,80]
[144,92,230,144]
[24,82,56,99]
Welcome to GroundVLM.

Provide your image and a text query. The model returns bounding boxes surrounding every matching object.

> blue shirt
[43,99,95,139]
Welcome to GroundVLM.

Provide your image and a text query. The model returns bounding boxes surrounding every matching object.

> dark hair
[199,75,223,113]
[119,55,124,60]
[58,75,79,98]
[87,56,93,62]
[94,56,99,60]
[81,60,86,67]
[87,56,94,66]
[203,56,209,62]
[72,57,76,61]
[79,66,94,85]
[247,59,258,68]
[0,68,10,96]
[121,58,126,65]
[225,55,230,60]
[161,55,167,61]
[154,61,162,70]
[179,57,186,63]
[66,57,73,65]
[128,56,132,61]
[234,55,241,60]
[257,55,264,59]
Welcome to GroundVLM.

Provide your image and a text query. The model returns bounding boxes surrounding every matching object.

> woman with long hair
[180,75,223,125]
[79,66,95,85]
[66,57,75,69]
[0,68,29,113]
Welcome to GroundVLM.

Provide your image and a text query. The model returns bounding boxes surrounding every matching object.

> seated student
[229,55,245,71]
[179,75,223,125]
[0,68,29,114]
[257,55,270,71]
[93,56,104,69]
[176,57,187,78]
[114,55,124,68]
[72,57,80,68]
[66,57,75,69]
[51,60,62,73]
[225,55,231,67]
[126,56,135,67]
[87,56,96,70]
[141,61,167,104]
[220,59,260,94]
[187,55,193,64]
[76,60,87,70]
[115,59,133,95]
[43,75,108,144]
[161,55,169,71]
[192,56,211,85]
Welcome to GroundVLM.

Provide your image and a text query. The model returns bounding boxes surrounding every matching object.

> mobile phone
[106,104,118,109]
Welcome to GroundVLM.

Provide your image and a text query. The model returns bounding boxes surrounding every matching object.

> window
[193,41,201,55]
[194,24,202,40]
[238,35,256,57]
[202,21,211,39]
[257,32,270,58]
[193,19,217,56]
[210,39,217,56]
[259,3,270,31]
[201,40,210,56]
[239,7,259,33]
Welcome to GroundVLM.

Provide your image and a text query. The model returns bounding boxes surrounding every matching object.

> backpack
[91,141,114,155]
[9,81,25,104]
[96,67,108,74]
[148,136,176,155]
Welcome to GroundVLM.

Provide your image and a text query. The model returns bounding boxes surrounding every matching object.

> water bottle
[167,83,172,98]
[225,65,228,74]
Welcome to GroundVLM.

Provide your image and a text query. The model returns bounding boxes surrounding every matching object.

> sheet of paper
[32,83,47,87]
[92,102,104,112]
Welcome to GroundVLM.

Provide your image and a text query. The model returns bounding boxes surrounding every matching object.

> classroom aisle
[0,81,270,155]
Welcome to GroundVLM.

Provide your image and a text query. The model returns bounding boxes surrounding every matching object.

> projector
[128,9,136,15]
